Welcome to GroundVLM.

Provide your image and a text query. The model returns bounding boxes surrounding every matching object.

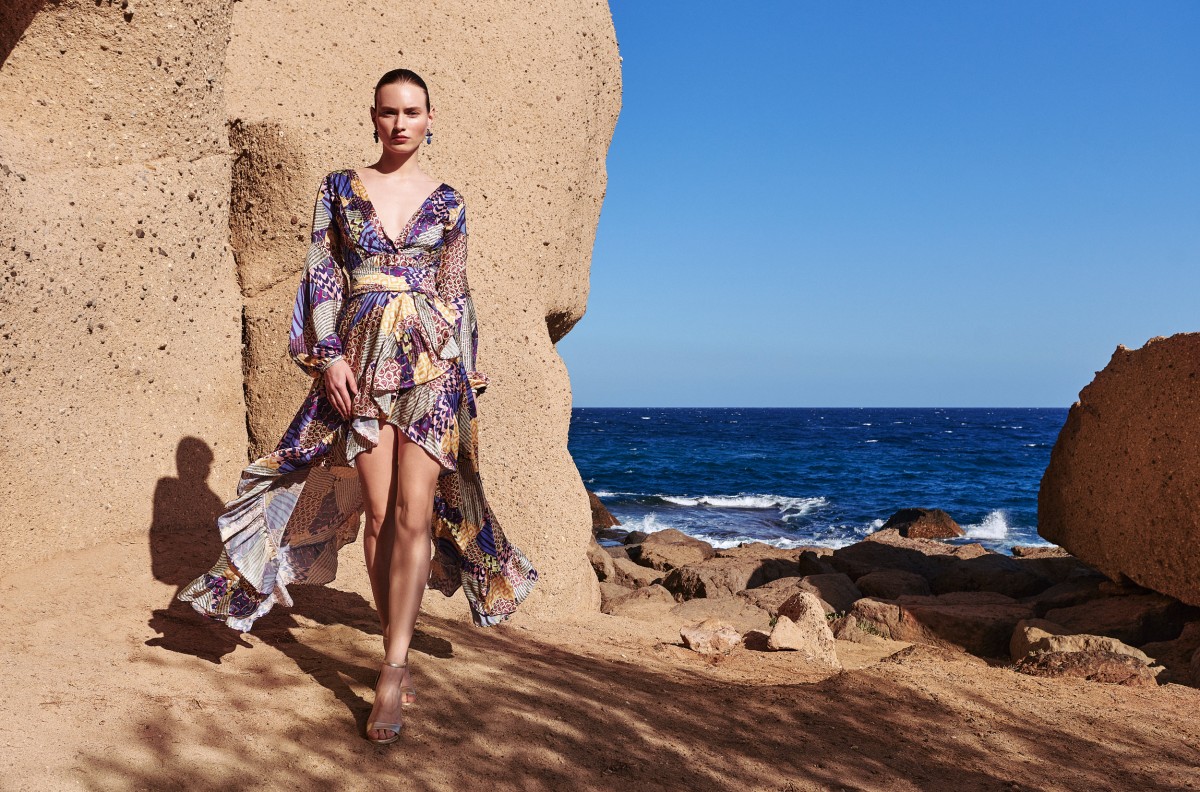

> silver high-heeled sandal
[365,659,416,745]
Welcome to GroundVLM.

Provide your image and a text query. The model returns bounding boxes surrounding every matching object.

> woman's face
[372,81,433,153]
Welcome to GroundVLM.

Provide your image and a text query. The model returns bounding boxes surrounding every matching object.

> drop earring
[373,128,379,143]
[425,127,433,145]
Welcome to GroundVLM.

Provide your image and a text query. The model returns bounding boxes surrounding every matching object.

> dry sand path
[2,535,1198,792]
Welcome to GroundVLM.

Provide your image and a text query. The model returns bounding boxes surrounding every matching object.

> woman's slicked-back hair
[374,69,431,112]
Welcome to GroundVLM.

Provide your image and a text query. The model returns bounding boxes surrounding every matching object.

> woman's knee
[391,501,432,540]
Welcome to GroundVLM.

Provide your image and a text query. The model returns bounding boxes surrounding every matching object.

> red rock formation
[1039,334,1200,607]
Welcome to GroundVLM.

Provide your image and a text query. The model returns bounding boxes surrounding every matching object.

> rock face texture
[0,1,246,569]
[1,1,621,623]
[1039,335,1200,607]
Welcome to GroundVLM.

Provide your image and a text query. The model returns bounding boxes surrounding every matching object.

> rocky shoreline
[589,498,1200,688]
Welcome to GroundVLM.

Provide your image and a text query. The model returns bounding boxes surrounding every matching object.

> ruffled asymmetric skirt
[177,277,538,631]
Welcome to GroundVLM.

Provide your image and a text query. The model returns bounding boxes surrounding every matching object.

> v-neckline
[349,168,446,248]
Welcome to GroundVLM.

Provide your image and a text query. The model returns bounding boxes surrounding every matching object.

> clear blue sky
[557,1,1199,408]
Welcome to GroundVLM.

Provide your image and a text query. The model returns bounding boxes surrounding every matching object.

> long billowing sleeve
[437,192,490,397]
[288,173,346,377]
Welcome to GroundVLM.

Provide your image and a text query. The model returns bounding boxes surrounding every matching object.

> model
[178,68,539,745]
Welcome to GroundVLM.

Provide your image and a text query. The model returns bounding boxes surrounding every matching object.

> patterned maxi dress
[178,169,538,631]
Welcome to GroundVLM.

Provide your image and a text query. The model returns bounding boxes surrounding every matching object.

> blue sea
[567,408,1069,555]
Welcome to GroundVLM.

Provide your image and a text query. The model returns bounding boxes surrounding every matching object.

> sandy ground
[2,532,1199,792]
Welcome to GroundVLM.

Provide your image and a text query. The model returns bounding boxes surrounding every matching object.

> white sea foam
[660,494,828,515]
[614,513,676,534]
[865,439,879,443]
[964,510,1010,540]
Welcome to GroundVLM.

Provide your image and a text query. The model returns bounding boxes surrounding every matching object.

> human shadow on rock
[145,436,251,663]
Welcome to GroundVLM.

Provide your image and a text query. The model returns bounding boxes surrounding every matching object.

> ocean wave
[660,494,829,514]
[688,531,858,551]
[963,510,1010,540]
[611,513,677,534]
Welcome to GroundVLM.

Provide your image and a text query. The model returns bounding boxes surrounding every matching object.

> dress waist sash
[347,270,461,362]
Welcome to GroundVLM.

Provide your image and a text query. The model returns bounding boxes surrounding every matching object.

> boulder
[1013,650,1160,687]
[623,531,650,545]
[587,489,621,532]
[794,574,862,614]
[1192,647,1200,685]
[680,618,742,654]
[1013,554,1096,585]
[851,593,1034,658]
[1012,545,1071,558]
[603,544,630,561]
[610,557,663,589]
[742,629,771,651]
[587,538,615,582]
[597,581,630,610]
[1038,334,1200,607]
[1009,619,1156,665]
[0,0,622,625]
[829,613,886,645]
[1025,577,1109,616]
[661,554,796,600]
[669,597,772,635]
[829,529,987,582]
[1044,593,1195,646]
[931,554,1052,598]
[765,612,842,669]
[737,577,812,617]
[797,550,838,577]
[1140,622,1200,685]
[880,508,964,539]
[601,584,675,620]
[856,569,931,599]
[714,542,815,562]
[626,528,715,571]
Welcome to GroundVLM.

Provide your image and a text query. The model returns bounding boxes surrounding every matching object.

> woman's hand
[322,358,358,419]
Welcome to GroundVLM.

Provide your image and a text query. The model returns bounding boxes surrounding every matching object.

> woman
[178,69,539,745]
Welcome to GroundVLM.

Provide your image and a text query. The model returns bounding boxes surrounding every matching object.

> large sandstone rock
[0,1,622,626]
[880,508,964,539]
[626,528,716,572]
[1039,334,1200,607]
[0,0,245,570]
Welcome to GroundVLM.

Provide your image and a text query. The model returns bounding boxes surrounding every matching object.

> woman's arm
[287,173,357,415]
[436,191,490,398]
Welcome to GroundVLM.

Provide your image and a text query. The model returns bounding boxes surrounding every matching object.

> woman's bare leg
[367,430,441,741]
[357,422,399,644]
